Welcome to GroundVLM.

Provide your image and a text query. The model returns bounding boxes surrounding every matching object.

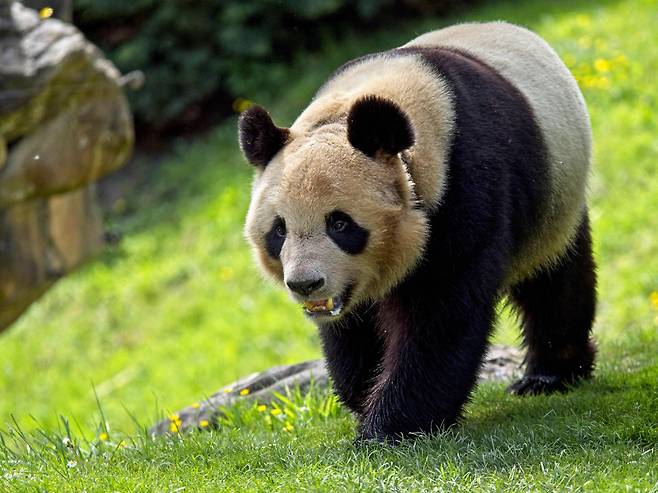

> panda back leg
[508,211,597,396]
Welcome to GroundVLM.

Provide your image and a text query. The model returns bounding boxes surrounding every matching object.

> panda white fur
[239,22,596,442]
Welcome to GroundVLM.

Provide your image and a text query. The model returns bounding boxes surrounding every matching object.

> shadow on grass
[311,365,656,483]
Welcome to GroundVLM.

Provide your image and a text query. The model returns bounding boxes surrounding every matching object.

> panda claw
[507,375,567,396]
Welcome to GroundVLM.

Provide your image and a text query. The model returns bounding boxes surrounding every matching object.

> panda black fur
[239,22,596,442]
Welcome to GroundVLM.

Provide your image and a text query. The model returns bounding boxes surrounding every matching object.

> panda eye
[327,211,352,234]
[326,210,368,255]
[275,220,286,237]
[331,220,348,233]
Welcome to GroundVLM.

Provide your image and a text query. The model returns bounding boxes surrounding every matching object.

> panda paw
[507,374,567,396]
[355,421,401,446]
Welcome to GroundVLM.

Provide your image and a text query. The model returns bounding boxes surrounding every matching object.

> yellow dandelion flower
[270,408,281,416]
[191,402,201,409]
[39,7,54,19]
[580,75,593,88]
[219,266,234,281]
[99,432,109,441]
[283,423,294,432]
[257,404,267,412]
[232,98,254,113]
[168,414,182,433]
[240,388,250,396]
[199,419,210,428]
[223,387,233,394]
[650,291,658,309]
[594,58,611,73]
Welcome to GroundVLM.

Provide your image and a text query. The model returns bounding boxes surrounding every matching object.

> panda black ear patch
[347,95,415,158]
[238,105,290,167]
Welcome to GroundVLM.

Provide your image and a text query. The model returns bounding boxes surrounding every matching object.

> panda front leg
[508,212,597,395]
[357,280,497,442]
[319,306,385,416]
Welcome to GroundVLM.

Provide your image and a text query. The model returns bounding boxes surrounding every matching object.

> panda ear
[238,105,290,167]
[347,95,415,158]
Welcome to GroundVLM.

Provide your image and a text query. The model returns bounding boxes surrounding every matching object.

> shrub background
[73,0,471,137]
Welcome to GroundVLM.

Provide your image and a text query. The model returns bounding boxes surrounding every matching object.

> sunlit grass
[1,0,657,490]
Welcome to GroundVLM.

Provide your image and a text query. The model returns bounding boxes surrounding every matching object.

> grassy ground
[2,0,657,490]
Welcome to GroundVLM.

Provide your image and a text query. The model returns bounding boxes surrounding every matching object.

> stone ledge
[149,345,523,436]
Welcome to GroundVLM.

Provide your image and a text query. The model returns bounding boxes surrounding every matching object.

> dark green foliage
[73,0,467,135]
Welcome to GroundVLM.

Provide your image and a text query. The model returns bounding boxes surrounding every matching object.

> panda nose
[286,277,325,296]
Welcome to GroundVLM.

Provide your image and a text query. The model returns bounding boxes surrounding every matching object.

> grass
[1,0,657,490]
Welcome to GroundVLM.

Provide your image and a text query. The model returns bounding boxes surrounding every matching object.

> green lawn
[2,0,657,490]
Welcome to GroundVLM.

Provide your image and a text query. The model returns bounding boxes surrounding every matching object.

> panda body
[239,22,597,441]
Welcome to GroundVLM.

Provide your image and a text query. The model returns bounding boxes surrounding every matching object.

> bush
[73,0,469,138]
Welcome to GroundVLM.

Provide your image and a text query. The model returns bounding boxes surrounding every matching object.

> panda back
[406,22,593,281]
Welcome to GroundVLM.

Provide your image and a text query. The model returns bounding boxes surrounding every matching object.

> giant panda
[238,22,596,442]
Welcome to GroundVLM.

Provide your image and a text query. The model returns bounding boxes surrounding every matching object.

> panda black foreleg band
[319,307,385,415]
[356,268,500,441]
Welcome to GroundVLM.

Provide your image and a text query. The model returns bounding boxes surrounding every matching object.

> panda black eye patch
[326,210,369,255]
[265,216,286,259]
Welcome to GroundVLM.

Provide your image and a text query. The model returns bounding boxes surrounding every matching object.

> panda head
[239,96,429,322]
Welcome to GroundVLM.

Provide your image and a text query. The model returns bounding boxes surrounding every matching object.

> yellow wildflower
[232,98,254,113]
[169,413,182,433]
[39,7,54,19]
[283,423,294,432]
[650,291,658,310]
[99,432,109,441]
[219,266,234,281]
[199,419,210,428]
[240,388,250,396]
[223,387,233,394]
[270,408,281,416]
[594,58,611,73]
[191,402,201,409]
[257,404,267,412]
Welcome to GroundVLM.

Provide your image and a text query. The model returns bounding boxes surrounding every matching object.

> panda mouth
[302,284,354,318]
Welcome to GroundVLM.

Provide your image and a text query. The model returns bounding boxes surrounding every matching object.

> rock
[0,2,134,333]
[21,1,72,23]
[148,345,523,436]
[0,95,132,207]
[0,2,133,207]
[0,185,103,329]
[0,135,6,168]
